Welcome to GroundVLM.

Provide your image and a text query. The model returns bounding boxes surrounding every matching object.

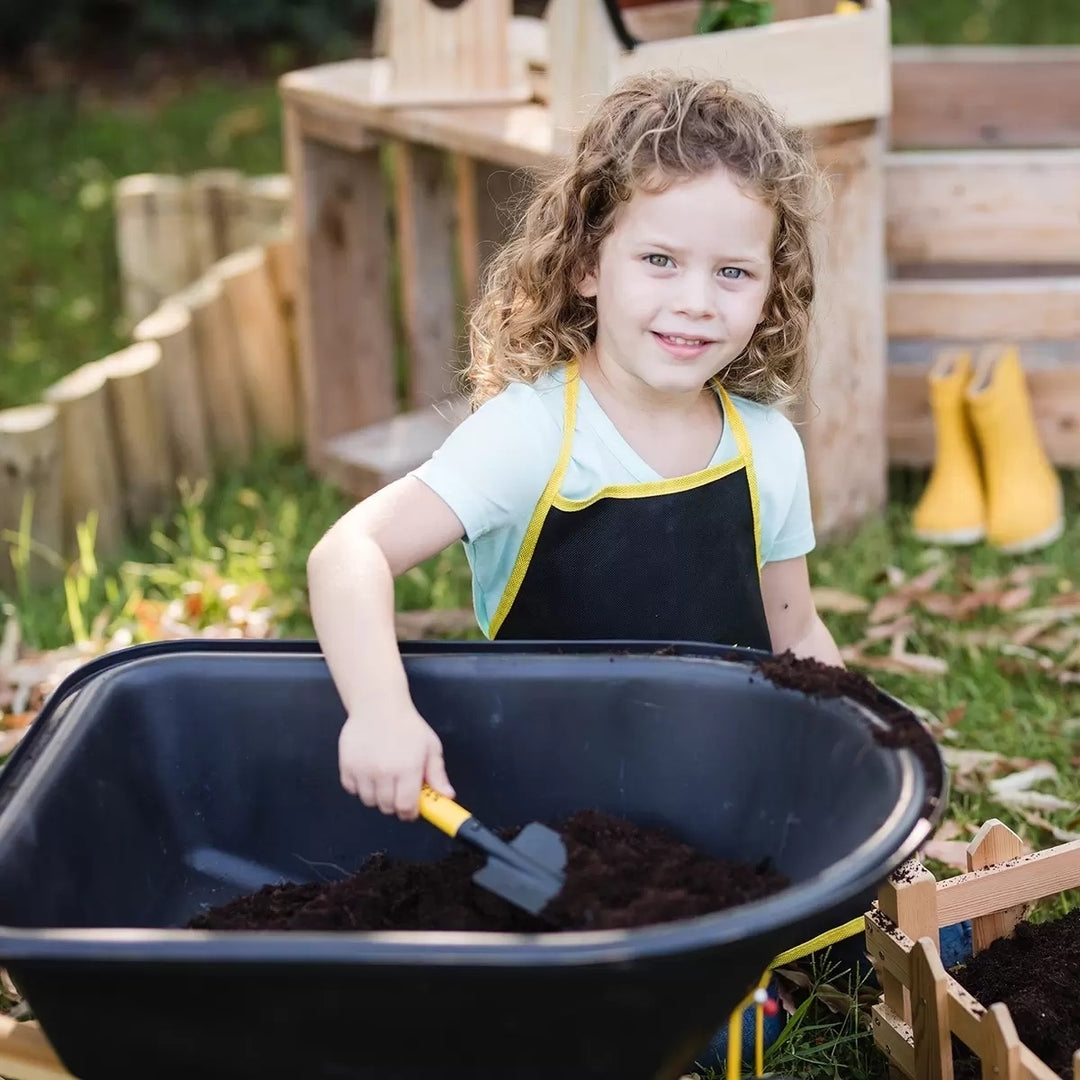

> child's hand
[338,706,455,821]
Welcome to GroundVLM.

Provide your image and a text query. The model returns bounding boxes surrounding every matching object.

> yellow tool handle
[418,783,473,837]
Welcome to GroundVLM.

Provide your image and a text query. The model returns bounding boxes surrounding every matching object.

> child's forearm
[307,528,412,718]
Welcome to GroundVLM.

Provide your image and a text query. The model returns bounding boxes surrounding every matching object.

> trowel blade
[471,823,567,916]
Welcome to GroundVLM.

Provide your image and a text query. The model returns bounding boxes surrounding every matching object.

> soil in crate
[948,908,1080,1080]
[188,809,789,933]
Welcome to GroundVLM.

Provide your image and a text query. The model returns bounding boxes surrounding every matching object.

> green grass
[0,80,284,411]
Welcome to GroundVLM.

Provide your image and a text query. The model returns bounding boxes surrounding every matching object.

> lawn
[2,3,1079,1077]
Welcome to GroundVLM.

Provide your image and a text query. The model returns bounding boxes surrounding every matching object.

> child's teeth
[668,335,704,345]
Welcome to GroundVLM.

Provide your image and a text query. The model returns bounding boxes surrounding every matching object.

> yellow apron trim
[717,384,763,574]
[487,363,580,638]
[724,916,867,1079]
[551,456,746,511]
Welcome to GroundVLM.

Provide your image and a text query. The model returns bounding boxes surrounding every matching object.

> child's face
[578,166,775,400]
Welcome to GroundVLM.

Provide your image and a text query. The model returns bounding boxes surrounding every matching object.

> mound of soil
[188,809,789,933]
[754,651,945,816]
[949,909,1080,1080]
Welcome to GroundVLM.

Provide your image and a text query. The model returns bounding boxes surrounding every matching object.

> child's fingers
[374,774,398,816]
[394,770,423,821]
[424,747,455,799]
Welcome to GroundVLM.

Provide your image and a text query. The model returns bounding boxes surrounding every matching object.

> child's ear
[577,266,598,298]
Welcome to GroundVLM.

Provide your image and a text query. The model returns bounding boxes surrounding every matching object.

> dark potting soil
[187,809,789,933]
[754,650,945,815]
[947,909,1080,1080]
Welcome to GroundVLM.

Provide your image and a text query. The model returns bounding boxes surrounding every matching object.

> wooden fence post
[113,174,193,326]
[878,859,939,1023]
[188,169,247,275]
[910,938,953,1080]
[243,174,293,246]
[178,275,253,467]
[42,363,125,560]
[0,405,63,591]
[96,342,174,526]
[132,303,213,485]
[965,819,1027,953]
[216,247,300,447]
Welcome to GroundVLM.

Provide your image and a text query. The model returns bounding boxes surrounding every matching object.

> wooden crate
[545,0,891,150]
[883,46,1080,468]
[866,819,1080,1080]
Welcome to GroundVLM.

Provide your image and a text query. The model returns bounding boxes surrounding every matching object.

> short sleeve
[761,416,816,563]
[409,382,561,542]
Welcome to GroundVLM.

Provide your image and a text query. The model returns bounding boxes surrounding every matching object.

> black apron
[491,362,772,651]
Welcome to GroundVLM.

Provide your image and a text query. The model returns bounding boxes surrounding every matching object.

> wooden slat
[888,277,1080,340]
[911,939,953,1080]
[866,909,914,987]
[321,397,468,501]
[886,151,1080,265]
[891,47,1080,151]
[888,360,1080,468]
[966,821,1027,953]
[392,142,460,407]
[936,839,1080,927]
[285,104,397,468]
[281,62,554,171]
[872,1001,917,1077]
[617,0,891,130]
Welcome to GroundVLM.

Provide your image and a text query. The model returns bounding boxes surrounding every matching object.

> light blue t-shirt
[410,368,815,637]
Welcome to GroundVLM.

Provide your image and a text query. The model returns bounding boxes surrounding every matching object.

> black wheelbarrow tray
[0,639,946,1079]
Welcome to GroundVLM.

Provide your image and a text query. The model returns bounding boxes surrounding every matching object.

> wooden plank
[321,396,468,501]
[936,839,1080,927]
[0,1017,74,1080]
[800,125,888,539]
[392,141,460,407]
[888,277,1080,340]
[616,1,891,130]
[877,860,939,1023]
[981,1004,1021,1080]
[946,978,992,1062]
[285,104,398,468]
[891,47,1080,151]
[887,361,1080,468]
[872,1001,917,1078]
[911,939,953,1080]
[280,62,554,171]
[866,909,914,987]
[886,151,1080,266]
[966,820,1027,953]
[378,0,530,106]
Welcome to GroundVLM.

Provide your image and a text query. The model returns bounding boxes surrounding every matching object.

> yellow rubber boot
[912,350,986,545]
[966,345,1064,554]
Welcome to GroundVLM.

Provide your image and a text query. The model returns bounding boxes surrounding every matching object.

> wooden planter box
[866,819,1080,1080]
[545,0,891,149]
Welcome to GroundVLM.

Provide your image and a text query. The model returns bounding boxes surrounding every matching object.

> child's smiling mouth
[652,331,716,358]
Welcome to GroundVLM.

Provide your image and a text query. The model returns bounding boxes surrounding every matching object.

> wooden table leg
[285,104,398,471]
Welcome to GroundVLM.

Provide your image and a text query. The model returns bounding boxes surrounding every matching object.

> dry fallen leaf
[810,587,869,615]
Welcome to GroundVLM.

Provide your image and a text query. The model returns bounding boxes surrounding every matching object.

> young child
[307,71,844,823]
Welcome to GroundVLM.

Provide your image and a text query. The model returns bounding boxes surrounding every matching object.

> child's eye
[645,254,674,268]
[720,267,747,280]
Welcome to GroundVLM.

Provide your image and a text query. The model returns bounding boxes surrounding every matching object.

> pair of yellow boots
[913,346,1064,553]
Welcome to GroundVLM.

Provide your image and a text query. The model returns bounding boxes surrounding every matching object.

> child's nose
[674,275,716,319]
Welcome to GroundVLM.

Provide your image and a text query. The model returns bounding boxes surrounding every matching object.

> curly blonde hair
[466,72,825,409]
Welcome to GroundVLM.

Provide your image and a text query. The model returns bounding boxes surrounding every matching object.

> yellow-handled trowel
[419,784,567,916]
